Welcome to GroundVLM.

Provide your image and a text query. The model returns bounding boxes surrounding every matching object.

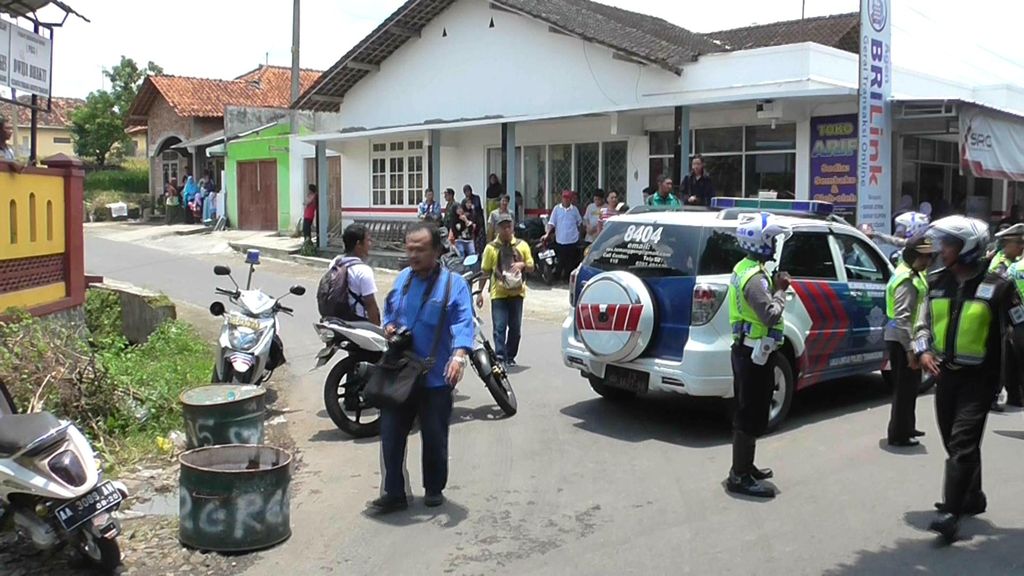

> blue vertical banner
[857,0,893,232]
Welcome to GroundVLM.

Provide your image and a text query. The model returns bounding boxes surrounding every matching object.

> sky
[1,0,1022,100]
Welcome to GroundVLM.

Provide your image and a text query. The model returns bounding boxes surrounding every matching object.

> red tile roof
[127,65,321,122]
[0,96,85,128]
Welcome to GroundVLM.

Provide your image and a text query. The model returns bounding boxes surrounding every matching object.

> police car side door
[776,230,846,387]
[830,232,891,374]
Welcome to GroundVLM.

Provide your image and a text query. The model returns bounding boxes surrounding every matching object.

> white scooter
[0,388,129,573]
[210,250,306,385]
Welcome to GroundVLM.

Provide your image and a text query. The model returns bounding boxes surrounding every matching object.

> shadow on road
[560,374,900,448]
[362,498,469,529]
[822,513,1024,575]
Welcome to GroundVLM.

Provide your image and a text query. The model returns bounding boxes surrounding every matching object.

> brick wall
[147,97,192,197]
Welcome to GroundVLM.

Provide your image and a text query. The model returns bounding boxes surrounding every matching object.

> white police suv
[562,198,896,430]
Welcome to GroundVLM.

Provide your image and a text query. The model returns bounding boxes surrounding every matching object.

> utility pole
[291,0,301,134]
[801,0,806,19]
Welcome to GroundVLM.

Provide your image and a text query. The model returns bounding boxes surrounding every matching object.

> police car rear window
[585,222,745,277]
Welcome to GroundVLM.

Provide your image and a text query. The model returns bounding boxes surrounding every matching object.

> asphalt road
[86,232,1024,576]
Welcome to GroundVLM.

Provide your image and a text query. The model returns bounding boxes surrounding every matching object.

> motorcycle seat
[322,317,386,337]
[0,412,65,457]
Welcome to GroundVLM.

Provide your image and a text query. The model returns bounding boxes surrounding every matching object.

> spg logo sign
[869,0,888,32]
[967,128,994,151]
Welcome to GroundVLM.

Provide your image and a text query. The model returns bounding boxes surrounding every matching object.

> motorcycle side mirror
[290,285,306,296]
[209,302,226,317]
[463,254,479,267]
[214,265,232,276]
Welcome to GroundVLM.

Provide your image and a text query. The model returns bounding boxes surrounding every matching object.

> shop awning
[959,104,1024,182]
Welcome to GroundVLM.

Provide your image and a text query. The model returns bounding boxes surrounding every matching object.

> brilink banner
[810,114,859,221]
[857,0,893,232]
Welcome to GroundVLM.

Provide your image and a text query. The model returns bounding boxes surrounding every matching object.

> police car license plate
[604,365,649,394]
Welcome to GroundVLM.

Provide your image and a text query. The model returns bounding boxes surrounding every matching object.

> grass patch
[85,166,149,194]
[0,291,212,473]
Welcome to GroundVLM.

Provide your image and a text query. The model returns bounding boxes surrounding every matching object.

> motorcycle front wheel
[324,356,381,438]
[78,531,121,574]
[474,348,518,416]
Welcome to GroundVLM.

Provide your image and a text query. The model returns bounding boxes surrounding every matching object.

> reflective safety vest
[728,257,784,341]
[989,251,1012,274]
[929,282,997,366]
[886,262,927,324]
[1009,260,1024,296]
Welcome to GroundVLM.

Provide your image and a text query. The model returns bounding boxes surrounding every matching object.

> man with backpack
[317,224,381,325]
[476,213,534,367]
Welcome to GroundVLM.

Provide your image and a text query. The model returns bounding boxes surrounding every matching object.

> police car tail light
[691,283,727,326]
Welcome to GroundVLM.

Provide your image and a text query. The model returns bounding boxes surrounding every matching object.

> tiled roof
[296,0,721,111]
[705,12,860,53]
[128,65,321,122]
[0,96,85,128]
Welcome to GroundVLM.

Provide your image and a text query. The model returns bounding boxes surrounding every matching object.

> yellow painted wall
[11,126,76,160]
[0,171,66,259]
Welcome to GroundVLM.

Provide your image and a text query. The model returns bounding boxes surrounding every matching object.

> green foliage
[0,291,210,468]
[299,240,319,257]
[105,56,163,118]
[85,167,149,194]
[70,91,127,167]
[84,190,152,222]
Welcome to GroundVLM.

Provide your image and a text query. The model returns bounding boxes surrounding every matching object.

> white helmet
[736,212,793,260]
[894,211,929,239]
[926,215,991,264]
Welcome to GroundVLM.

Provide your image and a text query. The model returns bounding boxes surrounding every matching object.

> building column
[674,106,690,194]
[430,129,441,197]
[316,141,329,250]
[503,122,517,217]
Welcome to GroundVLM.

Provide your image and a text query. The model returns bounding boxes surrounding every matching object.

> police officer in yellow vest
[885,233,935,447]
[914,216,1024,543]
[992,223,1024,408]
[726,212,793,499]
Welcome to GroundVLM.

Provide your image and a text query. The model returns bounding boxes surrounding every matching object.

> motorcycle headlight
[48,450,87,487]
[317,328,335,343]
[228,326,266,350]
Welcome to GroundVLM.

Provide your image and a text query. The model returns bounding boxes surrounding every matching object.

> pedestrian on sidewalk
[182,174,199,225]
[372,223,475,513]
[583,189,606,248]
[418,188,442,223]
[452,203,477,258]
[0,115,23,172]
[915,216,1024,543]
[884,233,935,448]
[487,194,513,241]
[545,190,583,282]
[477,212,534,367]
[303,184,318,245]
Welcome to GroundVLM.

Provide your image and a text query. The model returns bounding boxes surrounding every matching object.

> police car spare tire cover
[575,271,656,363]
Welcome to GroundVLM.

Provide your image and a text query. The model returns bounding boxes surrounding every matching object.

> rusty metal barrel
[178,444,292,551]
[180,385,265,449]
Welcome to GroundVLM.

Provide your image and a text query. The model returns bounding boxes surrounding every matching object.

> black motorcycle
[517,216,556,285]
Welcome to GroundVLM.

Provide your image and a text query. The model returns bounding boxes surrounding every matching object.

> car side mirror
[214,265,231,276]
[209,302,226,317]
[290,285,306,296]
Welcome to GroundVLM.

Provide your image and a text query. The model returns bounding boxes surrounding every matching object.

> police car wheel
[587,375,637,402]
[766,354,795,433]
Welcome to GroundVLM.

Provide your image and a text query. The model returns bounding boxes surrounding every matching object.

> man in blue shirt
[372,223,475,512]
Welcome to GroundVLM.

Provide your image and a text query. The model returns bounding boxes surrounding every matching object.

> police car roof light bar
[710,197,834,216]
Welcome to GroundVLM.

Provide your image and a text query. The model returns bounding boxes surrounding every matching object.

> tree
[70,91,126,167]
[104,56,163,118]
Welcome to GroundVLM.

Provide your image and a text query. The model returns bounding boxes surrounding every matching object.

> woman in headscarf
[182,175,200,224]
[485,173,504,218]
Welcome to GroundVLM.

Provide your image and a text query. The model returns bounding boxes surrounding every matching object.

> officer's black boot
[727,432,775,499]
[930,461,974,543]
[935,465,987,515]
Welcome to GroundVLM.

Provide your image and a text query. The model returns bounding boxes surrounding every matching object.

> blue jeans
[455,239,476,258]
[491,296,524,362]
[380,385,454,498]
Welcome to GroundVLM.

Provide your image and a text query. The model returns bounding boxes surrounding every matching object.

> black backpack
[317,260,364,321]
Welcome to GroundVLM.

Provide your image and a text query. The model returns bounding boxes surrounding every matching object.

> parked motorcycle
[0,392,129,573]
[209,250,305,385]
[517,216,556,285]
[314,254,518,437]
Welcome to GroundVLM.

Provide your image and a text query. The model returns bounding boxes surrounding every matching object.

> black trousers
[887,341,920,442]
[380,385,454,498]
[732,344,775,438]
[302,218,314,242]
[554,242,580,281]
[1000,338,1023,406]
[935,368,997,514]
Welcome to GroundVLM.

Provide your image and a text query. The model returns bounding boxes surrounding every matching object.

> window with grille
[370,139,425,206]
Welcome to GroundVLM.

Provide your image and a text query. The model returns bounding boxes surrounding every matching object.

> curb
[228,242,300,262]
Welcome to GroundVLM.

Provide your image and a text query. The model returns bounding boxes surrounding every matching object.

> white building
[296,0,1024,230]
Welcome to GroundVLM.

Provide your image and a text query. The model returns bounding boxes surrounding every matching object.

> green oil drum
[179,444,292,551]
[180,385,265,449]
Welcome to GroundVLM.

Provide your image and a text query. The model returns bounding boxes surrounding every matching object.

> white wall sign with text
[856,0,893,232]
[8,23,51,97]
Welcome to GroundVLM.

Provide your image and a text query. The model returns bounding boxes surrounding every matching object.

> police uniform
[884,259,928,445]
[727,256,786,496]
[990,225,1024,407]
[914,263,1024,533]
[988,250,1013,275]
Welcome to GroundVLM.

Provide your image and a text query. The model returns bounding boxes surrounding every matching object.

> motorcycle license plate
[228,314,261,330]
[539,249,556,259]
[55,481,123,532]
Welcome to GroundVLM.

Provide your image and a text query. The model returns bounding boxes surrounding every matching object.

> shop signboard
[0,20,10,88]
[810,114,859,221]
[8,23,51,97]
[857,0,893,232]
[959,105,1024,182]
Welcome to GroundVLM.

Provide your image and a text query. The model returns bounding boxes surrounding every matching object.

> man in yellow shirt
[477,213,535,367]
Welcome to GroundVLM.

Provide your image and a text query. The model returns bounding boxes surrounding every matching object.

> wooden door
[237,160,278,230]
[304,156,343,231]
